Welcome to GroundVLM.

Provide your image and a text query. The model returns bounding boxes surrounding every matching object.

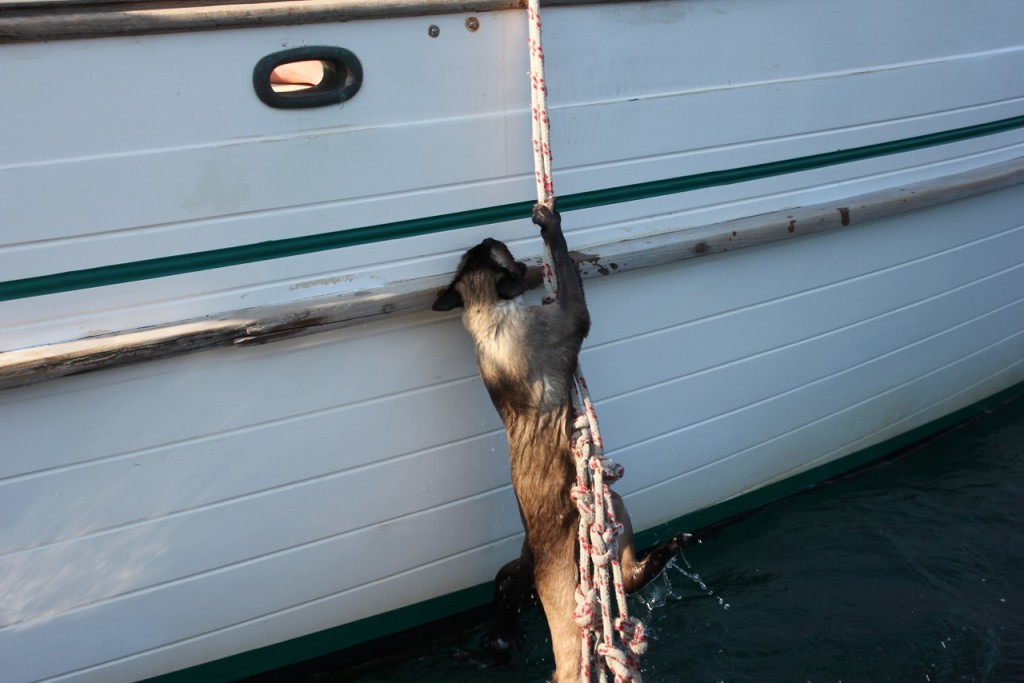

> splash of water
[634,552,732,622]
[671,553,731,611]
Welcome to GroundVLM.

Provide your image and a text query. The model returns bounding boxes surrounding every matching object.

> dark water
[341,395,1024,682]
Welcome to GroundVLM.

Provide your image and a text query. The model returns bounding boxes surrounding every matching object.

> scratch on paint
[288,275,355,291]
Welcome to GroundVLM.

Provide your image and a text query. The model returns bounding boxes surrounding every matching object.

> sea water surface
[328,394,1024,682]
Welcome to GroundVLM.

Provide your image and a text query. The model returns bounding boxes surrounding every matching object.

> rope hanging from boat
[526,3,647,681]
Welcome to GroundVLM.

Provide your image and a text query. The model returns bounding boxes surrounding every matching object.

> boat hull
[1,1,1023,681]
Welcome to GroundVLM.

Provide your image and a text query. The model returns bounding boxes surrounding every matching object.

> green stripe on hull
[142,382,1024,683]
[3,115,1024,302]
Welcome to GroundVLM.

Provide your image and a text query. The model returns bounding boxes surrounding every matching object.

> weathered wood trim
[0,0,628,43]
[2,156,1022,391]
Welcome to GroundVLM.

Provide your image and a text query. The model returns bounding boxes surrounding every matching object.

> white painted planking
[4,205,1019,679]
[2,127,1021,350]
[0,420,511,554]
[9,0,1024,163]
[592,267,1024,477]
[0,362,491,483]
[589,228,1024,406]
[2,1,1024,680]
[0,494,526,682]
[797,356,1024,476]
[3,1,1020,163]
[626,352,1024,531]
[0,435,516,625]
[610,309,1024,519]
[4,184,1019,651]
[5,191,1018,550]
[4,52,1020,249]
[545,0,1024,104]
[580,185,1024,350]
[2,63,1019,266]
[9,132,1021,359]
[5,137,1023,354]
[9,239,1007,679]
[13,533,528,683]
[604,298,1024,496]
[0,312,485,475]
[0,12,526,163]
[4,99,1021,293]
[2,0,1023,353]
[5,218,1021,561]
[2,188,1019,541]
[0,112,524,247]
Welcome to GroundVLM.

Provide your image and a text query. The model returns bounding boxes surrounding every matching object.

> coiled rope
[526,3,646,681]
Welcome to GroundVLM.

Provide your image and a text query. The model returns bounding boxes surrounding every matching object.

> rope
[527,3,646,681]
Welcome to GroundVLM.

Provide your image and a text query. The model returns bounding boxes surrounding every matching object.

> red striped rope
[526,3,646,681]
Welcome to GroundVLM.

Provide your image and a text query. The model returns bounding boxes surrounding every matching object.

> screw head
[465,17,480,31]
[428,24,440,38]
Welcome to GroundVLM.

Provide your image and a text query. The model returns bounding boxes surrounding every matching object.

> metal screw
[465,17,480,32]
[428,24,440,38]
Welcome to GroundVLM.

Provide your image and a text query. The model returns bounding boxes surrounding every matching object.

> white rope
[527,1,553,204]
[526,3,646,681]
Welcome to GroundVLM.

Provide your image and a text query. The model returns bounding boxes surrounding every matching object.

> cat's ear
[431,286,464,311]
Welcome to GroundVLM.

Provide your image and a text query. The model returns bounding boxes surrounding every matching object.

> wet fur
[433,200,691,682]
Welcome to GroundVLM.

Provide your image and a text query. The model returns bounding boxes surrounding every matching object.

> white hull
[1,1,1023,681]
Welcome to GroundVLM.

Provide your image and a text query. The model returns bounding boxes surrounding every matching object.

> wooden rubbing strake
[0,0,632,43]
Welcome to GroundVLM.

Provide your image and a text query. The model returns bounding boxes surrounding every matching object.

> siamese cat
[433,199,692,682]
